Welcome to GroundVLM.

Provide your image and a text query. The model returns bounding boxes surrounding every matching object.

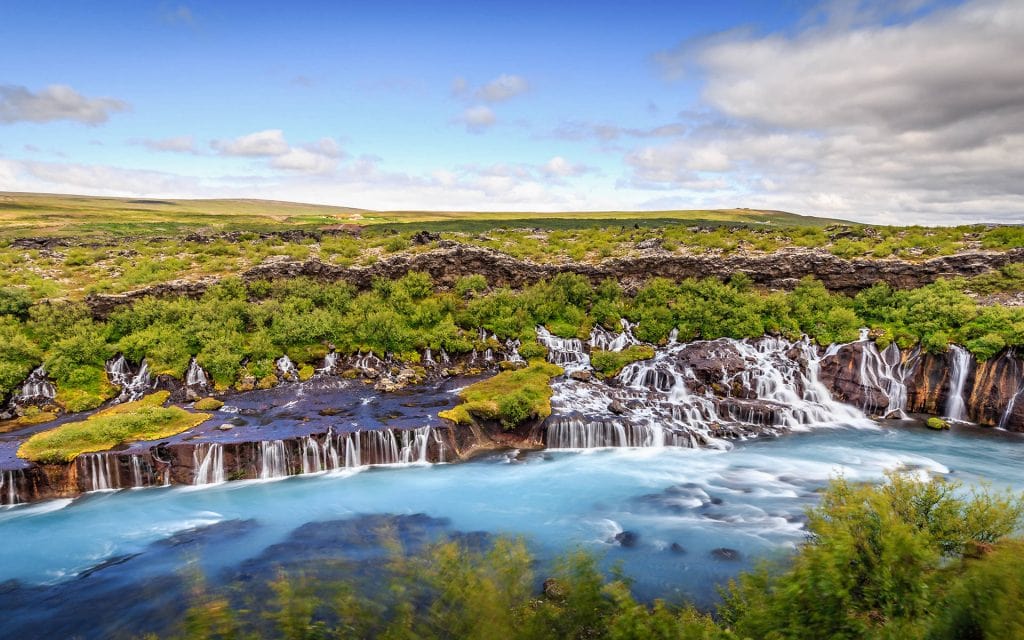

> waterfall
[589,319,640,352]
[536,326,589,372]
[854,341,919,419]
[185,357,209,389]
[999,384,1024,430]
[130,455,145,487]
[276,355,299,382]
[545,334,865,450]
[309,427,444,472]
[1,470,20,506]
[259,440,290,479]
[439,349,451,365]
[504,339,524,363]
[193,443,225,485]
[944,345,972,421]
[319,351,340,375]
[106,356,154,403]
[79,454,120,491]
[353,350,386,374]
[423,348,436,366]
[17,365,56,401]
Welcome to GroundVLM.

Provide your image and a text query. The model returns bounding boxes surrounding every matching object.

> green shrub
[591,345,655,379]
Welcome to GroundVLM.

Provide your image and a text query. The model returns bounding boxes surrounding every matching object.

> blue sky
[1,0,1021,223]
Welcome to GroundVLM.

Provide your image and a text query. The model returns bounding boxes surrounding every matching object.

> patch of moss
[926,417,950,430]
[0,410,58,434]
[590,345,656,379]
[18,391,210,463]
[193,397,224,411]
[439,360,562,430]
[298,364,315,381]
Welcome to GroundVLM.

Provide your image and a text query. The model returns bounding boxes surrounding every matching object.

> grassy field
[0,191,844,238]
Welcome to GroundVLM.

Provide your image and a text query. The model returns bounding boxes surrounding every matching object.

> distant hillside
[0,191,849,238]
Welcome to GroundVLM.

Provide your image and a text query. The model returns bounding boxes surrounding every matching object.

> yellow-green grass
[0,191,838,239]
[18,391,210,463]
[590,345,656,379]
[439,360,563,429]
[193,397,224,411]
[0,410,58,434]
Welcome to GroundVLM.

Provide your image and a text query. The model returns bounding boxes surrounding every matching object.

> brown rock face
[85,245,1024,317]
[820,343,1024,430]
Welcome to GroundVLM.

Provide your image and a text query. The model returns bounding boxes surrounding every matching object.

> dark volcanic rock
[614,530,639,547]
[83,244,1024,317]
[711,547,741,561]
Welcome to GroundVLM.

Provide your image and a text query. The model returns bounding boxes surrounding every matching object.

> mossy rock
[257,374,279,390]
[298,364,315,381]
[194,397,224,411]
[926,417,950,430]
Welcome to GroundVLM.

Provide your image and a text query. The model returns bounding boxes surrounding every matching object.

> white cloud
[140,135,197,153]
[636,0,1024,223]
[476,74,530,102]
[542,156,592,178]
[459,105,497,133]
[271,148,338,174]
[209,130,343,174]
[212,129,290,157]
[0,84,128,125]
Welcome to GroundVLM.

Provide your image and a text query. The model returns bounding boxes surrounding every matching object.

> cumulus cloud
[637,0,1024,223]
[541,156,593,178]
[210,130,343,174]
[0,84,128,125]
[476,74,530,102]
[139,135,197,153]
[212,129,290,157]
[449,74,530,133]
[458,106,497,133]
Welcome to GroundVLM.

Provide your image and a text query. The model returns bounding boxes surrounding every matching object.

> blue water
[2,421,1024,637]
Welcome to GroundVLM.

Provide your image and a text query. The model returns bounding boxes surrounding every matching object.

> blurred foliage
[155,473,1024,640]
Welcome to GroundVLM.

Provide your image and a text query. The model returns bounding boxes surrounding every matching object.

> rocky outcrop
[819,342,1024,429]
[84,245,1024,317]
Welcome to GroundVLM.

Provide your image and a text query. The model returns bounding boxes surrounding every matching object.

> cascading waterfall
[439,349,451,365]
[1,470,20,505]
[293,427,446,476]
[259,440,290,479]
[536,326,589,371]
[589,319,640,352]
[504,339,524,363]
[17,365,56,401]
[353,350,386,374]
[945,345,972,421]
[544,328,867,450]
[130,455,145,487]
[423,348,436,366]
[853,335,920,419]
[276,355,299,382]
[319,351,340,375]
[193,443,225,485]
[185,357,209,389]
[79,454,120,491]
[106,356,154,403]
